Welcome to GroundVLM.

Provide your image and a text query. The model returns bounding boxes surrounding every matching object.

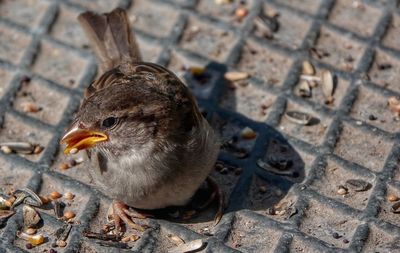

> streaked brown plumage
[61,8,221,230]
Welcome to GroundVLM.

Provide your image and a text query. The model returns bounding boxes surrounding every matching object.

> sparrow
[60,8,222,231]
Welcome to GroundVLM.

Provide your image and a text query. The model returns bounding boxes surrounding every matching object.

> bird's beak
[60,124,108,154]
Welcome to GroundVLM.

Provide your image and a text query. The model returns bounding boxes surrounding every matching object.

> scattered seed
[302,61,315,75]
[167,234,185,245]
[259,186,267,193]
[1,146,12,154]
[296,80,311,97]
[40,196,50,205]
[56,240,67,247]
[337,186,348,195]
[321,70,335,104]
[343,239,349,244]
[20,76,31,84]
[68,158,77,167]
[235,7,248,19]
[20,102,40,113]
[26,243,33,249]
[0,210,15,222]
[240,127,257,139]
[50,249,57,253]
[59,163,69,171]
[219,167,228,175]
[388,194,399,202]
[215,0,232,4]
[266,208,276,215]
[23,205,41,228]
[189,66,205,76]
[224,71,249,82]
[368,114,377,121]
[64,192,75,200]
[63,211,75,220]
[121,235,131,243]
[285,111,313,125]
[168,239,205,253]
[17,232,45,246]
[388,96,400,115]
[69,148,78,154]
[25,228,37,235]
[33,145,43,154]
[50,191,62,200]
[345,179,371,192]
[377,63,392,70]
[391,202,400,213]
[332,232,341,239]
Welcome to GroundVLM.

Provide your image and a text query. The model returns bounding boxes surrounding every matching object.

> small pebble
[64,192,75,200]
[40,196,50,204]
[50,191,62,200]
[388,194,399,202]
[1,146,12,154]
[63,211,75,219]
[26,243,33,249]
[368,114,377,121]
[21,76,31,84]
[332,232,341,239]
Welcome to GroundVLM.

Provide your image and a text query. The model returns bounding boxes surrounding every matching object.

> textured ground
[0,0,400,252]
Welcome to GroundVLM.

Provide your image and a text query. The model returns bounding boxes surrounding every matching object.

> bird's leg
[110,200,150,233]
[206,176,225,225]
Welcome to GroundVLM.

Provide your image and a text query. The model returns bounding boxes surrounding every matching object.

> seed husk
[296,80,311,97]
[388,96,400,115]
[388,194,399,202]
[56,240,67,247]
[168,239,205,253]
[0,210,15,222]
[235,7,248,19]
[302,61,315,75]
[69,148,78,154]
[259,186,267,193]
[321,70,335,103]
[50,191,62,200]
[240,127,257,139]
[337,186,348,195]
[391,202,400,213]
[23,205,41,228]
[33,145,43,154]
[345,179,371,192]
[215,0,233,4]
[121,235,131,243]
[189,66,205,76]
[0,142,34,154]
[25,228,37,235]
[17,231,45,246]
[167,234,185,245]
[20,102,40,113]
[53,200,64,218]
[285,111,313,125]
[59,163,69,170]
[224,71,249,82]
[1,146,12,154]
[13,188,43,207]
[64,192,75,200]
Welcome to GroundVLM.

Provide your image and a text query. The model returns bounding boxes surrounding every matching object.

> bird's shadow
[147,61,306,226]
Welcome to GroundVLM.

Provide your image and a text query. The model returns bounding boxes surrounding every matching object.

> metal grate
[0,0,399,252]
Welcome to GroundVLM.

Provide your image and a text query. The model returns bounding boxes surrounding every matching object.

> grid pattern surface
[0,0,400,252]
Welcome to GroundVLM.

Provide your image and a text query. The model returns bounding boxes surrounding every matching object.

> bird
[60,8,222,232]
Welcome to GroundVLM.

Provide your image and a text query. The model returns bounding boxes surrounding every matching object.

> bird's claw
[109,200,150,233]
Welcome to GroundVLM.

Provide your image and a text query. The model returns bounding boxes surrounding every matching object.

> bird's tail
[78,8,141,72]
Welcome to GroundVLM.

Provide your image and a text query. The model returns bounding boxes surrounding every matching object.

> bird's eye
[102,117,118,128]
